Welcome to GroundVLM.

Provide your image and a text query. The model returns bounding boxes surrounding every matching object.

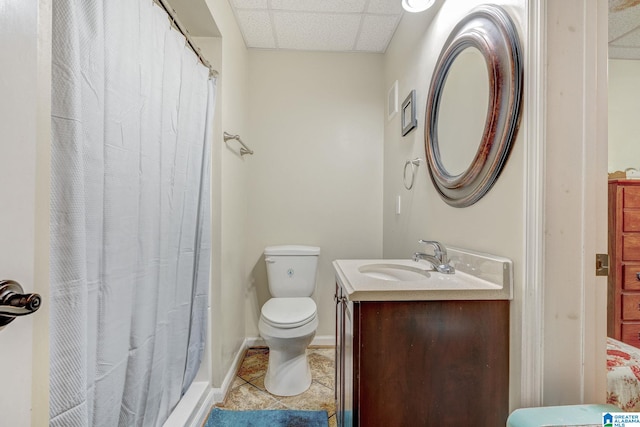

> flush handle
[0,280,41,327]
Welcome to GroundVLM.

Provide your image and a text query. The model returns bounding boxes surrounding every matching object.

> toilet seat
[261,297,317,329]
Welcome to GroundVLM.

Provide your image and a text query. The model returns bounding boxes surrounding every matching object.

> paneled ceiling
[228,0,406,52]
[610,0,640,59]
[168,0,640,58]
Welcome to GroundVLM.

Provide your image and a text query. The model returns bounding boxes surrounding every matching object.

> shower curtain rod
[153,0,219,78]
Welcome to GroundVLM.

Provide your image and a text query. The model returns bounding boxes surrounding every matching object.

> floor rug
[204,408,329,427]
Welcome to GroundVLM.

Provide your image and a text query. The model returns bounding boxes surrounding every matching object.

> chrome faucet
[412,240,455,274]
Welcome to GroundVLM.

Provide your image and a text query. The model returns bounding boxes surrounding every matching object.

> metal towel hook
[403,158,423,190]
[223,132,254,157]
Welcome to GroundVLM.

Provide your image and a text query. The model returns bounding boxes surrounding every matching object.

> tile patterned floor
[215,347,337,427]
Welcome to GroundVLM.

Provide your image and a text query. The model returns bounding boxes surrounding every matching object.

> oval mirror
[437,47,489,176]
[425,5,523,207]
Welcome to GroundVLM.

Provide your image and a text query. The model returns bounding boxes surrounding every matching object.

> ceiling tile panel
[230,0,268,9]
[274,12,361,51]
[366,0,404,15]
[609,2,640,41]
[356,14,400,52]
[229,0,413,52]
[609,0,640,59]
[236,10,276,48]
[271,0,367,13]
[613,26,640,47]
[610,26,640,59]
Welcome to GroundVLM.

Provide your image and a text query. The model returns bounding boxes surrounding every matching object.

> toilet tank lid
[264,245,320,256]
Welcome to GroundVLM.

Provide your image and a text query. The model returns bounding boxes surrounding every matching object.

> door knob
[0,280,41,327]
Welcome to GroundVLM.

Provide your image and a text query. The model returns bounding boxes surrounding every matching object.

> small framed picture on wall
[401,90,417,136]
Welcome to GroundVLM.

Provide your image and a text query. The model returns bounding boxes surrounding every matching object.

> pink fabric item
[607,337,640,411]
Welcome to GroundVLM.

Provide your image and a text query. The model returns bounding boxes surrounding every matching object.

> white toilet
[258,245,320,396]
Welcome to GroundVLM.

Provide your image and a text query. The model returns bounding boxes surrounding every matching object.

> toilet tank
[264,245,320,297]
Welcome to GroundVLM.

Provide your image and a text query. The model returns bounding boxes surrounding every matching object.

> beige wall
[609,59,640,173]
[382,0,527,408]
[245,50,385,338]
[202,0,250,387]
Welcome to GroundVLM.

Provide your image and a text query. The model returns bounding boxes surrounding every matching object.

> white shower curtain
[50,0,214,425]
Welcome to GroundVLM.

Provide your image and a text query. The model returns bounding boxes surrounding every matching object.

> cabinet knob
[636,272,640,281]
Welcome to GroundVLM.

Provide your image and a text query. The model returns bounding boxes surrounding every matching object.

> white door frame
[520,0,546,408]
[521,0,608,406]
[33,0,52,424]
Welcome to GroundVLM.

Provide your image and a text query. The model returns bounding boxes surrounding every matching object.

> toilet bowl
[259,297,318,396]
[259,245,320,396]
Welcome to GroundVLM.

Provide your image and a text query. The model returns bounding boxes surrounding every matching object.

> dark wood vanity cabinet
[335,282,510,427]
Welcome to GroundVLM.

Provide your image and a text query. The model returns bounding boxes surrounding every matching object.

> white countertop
[333,248,513,302]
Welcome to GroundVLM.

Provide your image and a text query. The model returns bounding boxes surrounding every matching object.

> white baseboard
[245,335,335,348]
[245,336,265,348]
[311,335,335,346]
[211,338,250,403]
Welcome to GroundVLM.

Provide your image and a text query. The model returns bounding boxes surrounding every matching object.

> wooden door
[0,0,51,425]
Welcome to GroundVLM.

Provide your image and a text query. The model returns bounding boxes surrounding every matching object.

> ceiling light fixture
[401,0,436,13]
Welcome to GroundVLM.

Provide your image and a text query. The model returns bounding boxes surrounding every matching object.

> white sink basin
[358,263,433,281]
[333,248,513,301]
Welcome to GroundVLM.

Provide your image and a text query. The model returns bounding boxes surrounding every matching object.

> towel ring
[403,158,423,190]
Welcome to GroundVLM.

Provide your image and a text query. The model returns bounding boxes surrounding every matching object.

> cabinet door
[356,300,509,426]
